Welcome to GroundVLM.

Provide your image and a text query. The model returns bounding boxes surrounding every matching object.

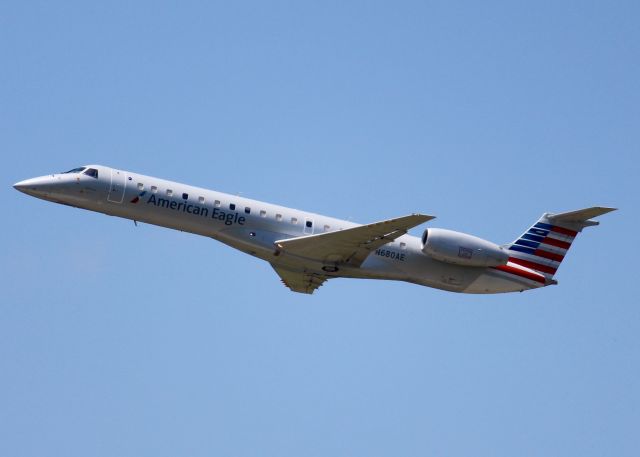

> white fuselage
[14,165,545,294]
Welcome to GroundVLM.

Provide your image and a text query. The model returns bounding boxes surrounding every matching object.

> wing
[271,264,328,294]
[274,213,434,267]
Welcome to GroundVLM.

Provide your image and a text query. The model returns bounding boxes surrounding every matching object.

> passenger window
[198,196,205,204]
[276,214,282,222]
[291,217,298,224]
[214,200,221,208]
[137,183,144,190]
[83,168,99,178]
[182,193,188,200]
[151,186,158,193]
[306,220,313,228]
[230,203,236,210]
[245,207,251,214]
[400,242,407,250]
[260,210,266,218]
[166,189,173,197]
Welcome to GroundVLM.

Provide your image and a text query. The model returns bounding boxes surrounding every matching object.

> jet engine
[421,228,509,267]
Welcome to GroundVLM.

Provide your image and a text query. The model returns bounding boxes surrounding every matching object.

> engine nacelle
[421,228,509,267]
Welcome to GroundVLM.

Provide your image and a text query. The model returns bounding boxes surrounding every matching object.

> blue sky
[1,1,638,456]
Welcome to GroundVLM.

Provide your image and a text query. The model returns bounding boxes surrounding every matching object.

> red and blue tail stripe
[491,207,616,287]
[492,263,547,284]
[506,221,579,278]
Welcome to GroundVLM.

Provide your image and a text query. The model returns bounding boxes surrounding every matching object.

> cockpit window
[83,168,99,178]
[62,167,86,174]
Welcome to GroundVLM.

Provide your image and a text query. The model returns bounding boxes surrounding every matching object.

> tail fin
[505,207,617,281]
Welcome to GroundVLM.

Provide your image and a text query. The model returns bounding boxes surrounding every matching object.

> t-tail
[505,207,617,285]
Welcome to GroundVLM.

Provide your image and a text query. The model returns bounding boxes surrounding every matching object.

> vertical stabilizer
[505,207,616,280]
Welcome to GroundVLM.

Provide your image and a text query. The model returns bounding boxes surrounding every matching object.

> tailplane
[505,207,617,281]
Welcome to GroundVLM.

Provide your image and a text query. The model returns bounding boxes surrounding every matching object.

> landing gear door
[107,169,126,203]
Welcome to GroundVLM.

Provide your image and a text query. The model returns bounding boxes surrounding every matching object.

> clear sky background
[1,1,638,456]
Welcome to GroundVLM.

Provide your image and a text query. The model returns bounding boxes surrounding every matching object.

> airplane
[14,165,616,294]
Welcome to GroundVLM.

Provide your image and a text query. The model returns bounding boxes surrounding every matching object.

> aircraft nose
[13,177,52,196]
[13,179,32,192]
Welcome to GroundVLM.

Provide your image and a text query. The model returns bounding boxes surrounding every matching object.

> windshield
[83,168,98,178]
[62,167,86,174]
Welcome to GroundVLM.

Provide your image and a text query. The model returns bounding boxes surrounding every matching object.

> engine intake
[421,228,509,267]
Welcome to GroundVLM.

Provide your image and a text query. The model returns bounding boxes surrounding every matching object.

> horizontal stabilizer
[547,206,617,227]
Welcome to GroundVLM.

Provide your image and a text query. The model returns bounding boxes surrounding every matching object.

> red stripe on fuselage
[492,264,546,284]
[508,257,557,275]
